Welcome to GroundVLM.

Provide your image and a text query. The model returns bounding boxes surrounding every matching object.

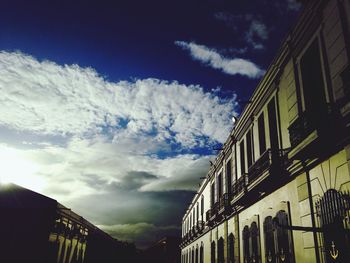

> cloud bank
[174,41,265,78]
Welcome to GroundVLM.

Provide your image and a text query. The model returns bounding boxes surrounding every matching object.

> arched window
[316,189,350,263]
[275,211,292,263]
[228,233,235,263]
[192,247,195,263]
[243,226,250,263]
[250,222,261,263]
[218,237,224,263]
[264,216,276,263]
[196,246,199,263]
[211,241,216,263]
[200,244,204,263]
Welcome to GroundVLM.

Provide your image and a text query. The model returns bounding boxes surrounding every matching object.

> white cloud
[175,41,265,78]
[0,51,237,148]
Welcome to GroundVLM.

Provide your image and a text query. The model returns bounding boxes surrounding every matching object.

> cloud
[245,20,269,50]
[175,41,265,78]
[0,51,237,148]
[214,12,269,50]
[286,0,302,11]
[0,50,239,247]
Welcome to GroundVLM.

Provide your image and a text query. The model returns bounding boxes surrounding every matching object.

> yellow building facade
[180,0,350,262]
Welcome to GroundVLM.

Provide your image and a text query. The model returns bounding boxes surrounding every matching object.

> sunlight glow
[0,146,45,191]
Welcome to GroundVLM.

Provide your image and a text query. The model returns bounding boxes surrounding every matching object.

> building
[144,237,181,263]
[180,0,350,262]
[0,183,138,263]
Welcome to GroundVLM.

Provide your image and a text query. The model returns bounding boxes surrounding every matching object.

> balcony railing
[206,202,219,225]
[196,220,205,233]
[231,174,247,198]
[192,226,197,237]
[218,193,230,214]
[288,111,315,148]
[248,149,287,182]
[288,104,341,149]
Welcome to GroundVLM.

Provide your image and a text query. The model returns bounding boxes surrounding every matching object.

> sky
[0,0,301,248]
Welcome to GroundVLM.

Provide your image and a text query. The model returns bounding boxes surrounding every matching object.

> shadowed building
[0,184,138,263]
[144,237,181,263]
[180,0,350,262]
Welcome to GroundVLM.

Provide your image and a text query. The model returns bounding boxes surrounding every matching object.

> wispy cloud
[0,50,237,247]
[245,20,269,50]
[214,12,269,50]
[175,41,265,78]
[286,0,302,11]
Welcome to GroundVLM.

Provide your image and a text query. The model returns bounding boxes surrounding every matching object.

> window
[250,222,261,263]
[193,209,195,226]
[263,216,276,263]
[228,233,234,263]
[201,196,204,220]
[258,113,266,155]
[197,203,199,224]
[217,173,223,199]
[240,141,245,175]
[211,241,216,263]
[211,183,215,206]
[268,98,278,152]
[275,211,292,263]
[196,246,199,263]
[300,39,327,118]
[243,226,250,263]
[218,237,224,263]
[226,160,232,194]
[200,244,204,263]
[246,130,253,168]
[192,248,195,263]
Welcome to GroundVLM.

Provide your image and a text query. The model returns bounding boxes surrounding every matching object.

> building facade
[180,0,350,262]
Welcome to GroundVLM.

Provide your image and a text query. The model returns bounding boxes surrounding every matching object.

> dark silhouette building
[144,237,181,263]
[0,183,138,263]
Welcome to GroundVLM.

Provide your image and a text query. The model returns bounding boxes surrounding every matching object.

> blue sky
[0,0,301,248]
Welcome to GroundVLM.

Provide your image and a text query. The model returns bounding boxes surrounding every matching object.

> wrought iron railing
[231,174,247,198]
[288,111,315,147]
[219,193,230,212]
[248,149,272,183]
[247,149,288,184]
[206,209,211,222]
[196,220,205,232]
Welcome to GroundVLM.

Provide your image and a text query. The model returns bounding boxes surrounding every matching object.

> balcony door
[268,97,279,153]
[300,39,327,123]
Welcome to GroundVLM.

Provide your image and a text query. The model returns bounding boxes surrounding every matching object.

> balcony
[206,202,219,226]
[218,193,231,215]
[196,220,205,233]
[288,111,315,149]
[247,149,288,191]
[192,226,197,237]
[230,174,248,204]
[288,105,346,160]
